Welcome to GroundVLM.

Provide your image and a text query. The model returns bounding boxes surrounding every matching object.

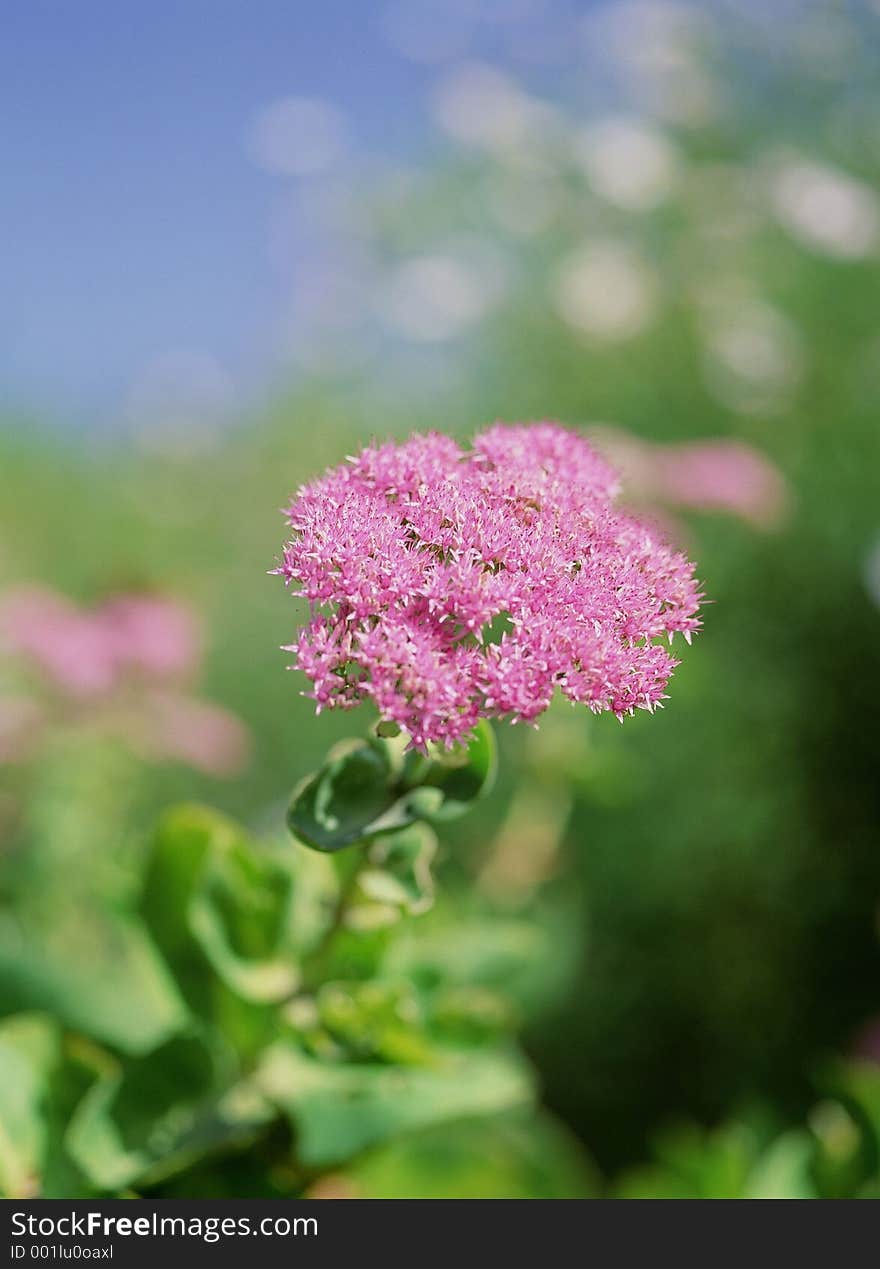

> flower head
[277,422,702,749]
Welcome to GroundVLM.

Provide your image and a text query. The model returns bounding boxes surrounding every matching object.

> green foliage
[259,1043,531,1168]
[0,1014,58,1198]
[64,1030,267,1192]
[0,909,186,1057]
[612,1067,880,1200]
[0,778,557,1197]
[288,740,399,852]
[348,1112,599,1199]
[812,1060,880,1197]
[613,1119,813,1199]
[358,824,437,917]
[310,980,433,1064]
[287,722,496,852]
[140,804,300,1056]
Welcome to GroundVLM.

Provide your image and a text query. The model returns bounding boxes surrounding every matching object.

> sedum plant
[0,421,706,1198]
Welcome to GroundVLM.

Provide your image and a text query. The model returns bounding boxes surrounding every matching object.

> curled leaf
[287,722,497,853]
[359,824,437,917]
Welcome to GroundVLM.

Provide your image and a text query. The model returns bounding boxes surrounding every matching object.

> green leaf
[359,824,437,916]
[287,723,497,853]
[820,1059,880,1153]
[615,1120,766,1199]
[314,980,433,1065]
[419,720,498,822]
[0,910,186,1057]
[142,805,299,1009]
[389,912,551,1005]
[288,741,395,852]
[0,1014,58,1198]
[189,849,299,1004]
[745,1131,816,1199]
[40,1036,114,1199]
[808,1098,870,1198]
[349,1110,599,1199]
[430,986,515,1046]
[65,1030,272,1192]
[258,1042,534,1167]
[812,1060,880,1195]
[302,920,394,989]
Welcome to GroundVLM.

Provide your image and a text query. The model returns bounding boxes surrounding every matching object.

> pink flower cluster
[277,423,702,749]
[0,587,249,775]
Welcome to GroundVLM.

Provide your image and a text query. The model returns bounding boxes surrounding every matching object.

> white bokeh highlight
[553,241,659,341]
[378,246,505,342]
[247,97,349,177]
[769,156,880,260]
[575,116,681,211]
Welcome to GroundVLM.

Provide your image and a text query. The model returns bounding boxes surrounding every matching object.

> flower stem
[301,846,368,992]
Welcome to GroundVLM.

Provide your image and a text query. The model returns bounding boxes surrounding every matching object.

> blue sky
[1,2,813,430]
[1,1,469,426]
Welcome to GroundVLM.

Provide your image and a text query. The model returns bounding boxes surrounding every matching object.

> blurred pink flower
[0,585,249,776]
[0,586,117,698]
[277,422,702,749]
[590,428,789,529]
[138,692,251,777]
[100,594,202,679]
[0,586,201,697]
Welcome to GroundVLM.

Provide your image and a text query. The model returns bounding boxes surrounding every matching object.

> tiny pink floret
[276,423,703,749]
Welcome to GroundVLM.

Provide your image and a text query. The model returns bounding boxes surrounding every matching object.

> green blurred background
[2,1,880,1197]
